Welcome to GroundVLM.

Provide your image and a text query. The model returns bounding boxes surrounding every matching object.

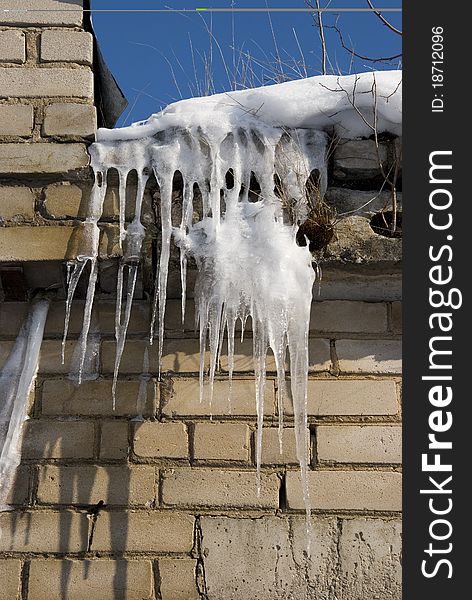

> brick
[0,560,22,600]
[286,470,402,511]
[310,301,387,333]
[28,560,153,600]
[41,30,93,65]
[163,378,276,417]
[162,468,279,509]
[0,142,89,173]
[43,182,87,218]
[0,29,25,63]
[336,340,402,374]
[392,301,402,333]
[43,102,96,137]
[36,465,155,506]
[0,511,87,552]
[4,465,30,505]
[333,139,387,180]
[302,379,399,416]
[133,421,188,459]
[41,378,156,417]
[0,185,34,219]
[44,299,150,336]
[159,559,200,600]
[219,338,331,373]
[0,1,83,26]
[193,422,250,462]
[0,67,93,98]
[42,180,150,220]
[22,420,94,459]
[0,102,33,136]
[101,339,208,374]
[100,421,129,460]
[317,425,402,464]
[261,427,309,465]
[38,340,78,374]
[91,511,194,553]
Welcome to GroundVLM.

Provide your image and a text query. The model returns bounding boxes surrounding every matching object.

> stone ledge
[0,224,119,261]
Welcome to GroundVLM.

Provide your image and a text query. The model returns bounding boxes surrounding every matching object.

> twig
[366,0,402,36]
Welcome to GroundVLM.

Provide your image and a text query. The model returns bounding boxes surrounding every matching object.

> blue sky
[91,1,402,127]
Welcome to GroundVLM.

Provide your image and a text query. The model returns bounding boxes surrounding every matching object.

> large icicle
[0,298,50,511]
[64,71,402,539]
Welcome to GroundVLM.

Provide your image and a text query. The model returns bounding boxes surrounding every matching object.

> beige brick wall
[0,0,100,262]
[0,3,402,597]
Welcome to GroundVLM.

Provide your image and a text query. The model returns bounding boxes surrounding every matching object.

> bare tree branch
[366,0,402,36]
[329,22,402,63]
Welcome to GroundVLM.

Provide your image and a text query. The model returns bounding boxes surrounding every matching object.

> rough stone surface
[41,30,93,64]
[0,1,83,26]
[0,29,25,63]
[0,185,34,220]
[338,518,402,599]
[333,139,388,181]
[133,421,188,459]
[91,511,195,553]
[28,560,153,600]
[43,102,97,137]
[317,425,402,464]
[0,67,93,98]
[159,559,200,600]
[36,465,156,506]
[325,187,402,219]
[193,422,250,462]
[326,216,402,265]
[0,560,22,600]
[336,339,402,374]
[286,470,402,511]
[200,516,339,600]
[162,468,279,509]
[0,142,89,173]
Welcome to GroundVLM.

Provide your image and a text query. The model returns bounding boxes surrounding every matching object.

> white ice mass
[62,71,402,532]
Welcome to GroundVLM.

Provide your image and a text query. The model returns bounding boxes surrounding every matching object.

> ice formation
[0,298,50,511]
[62,71,402,531]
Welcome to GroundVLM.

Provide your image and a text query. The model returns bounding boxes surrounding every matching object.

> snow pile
[62,71,402,533]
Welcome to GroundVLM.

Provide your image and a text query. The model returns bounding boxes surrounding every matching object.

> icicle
[133,345,150,422]
[62,259,87,364]
[0,297,50,511]
[112,263,138,409]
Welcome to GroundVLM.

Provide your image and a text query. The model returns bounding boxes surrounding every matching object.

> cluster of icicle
[0,298,50,511]
[61,72,402,539]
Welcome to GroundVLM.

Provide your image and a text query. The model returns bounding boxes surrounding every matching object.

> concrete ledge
[0,224,119,261]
